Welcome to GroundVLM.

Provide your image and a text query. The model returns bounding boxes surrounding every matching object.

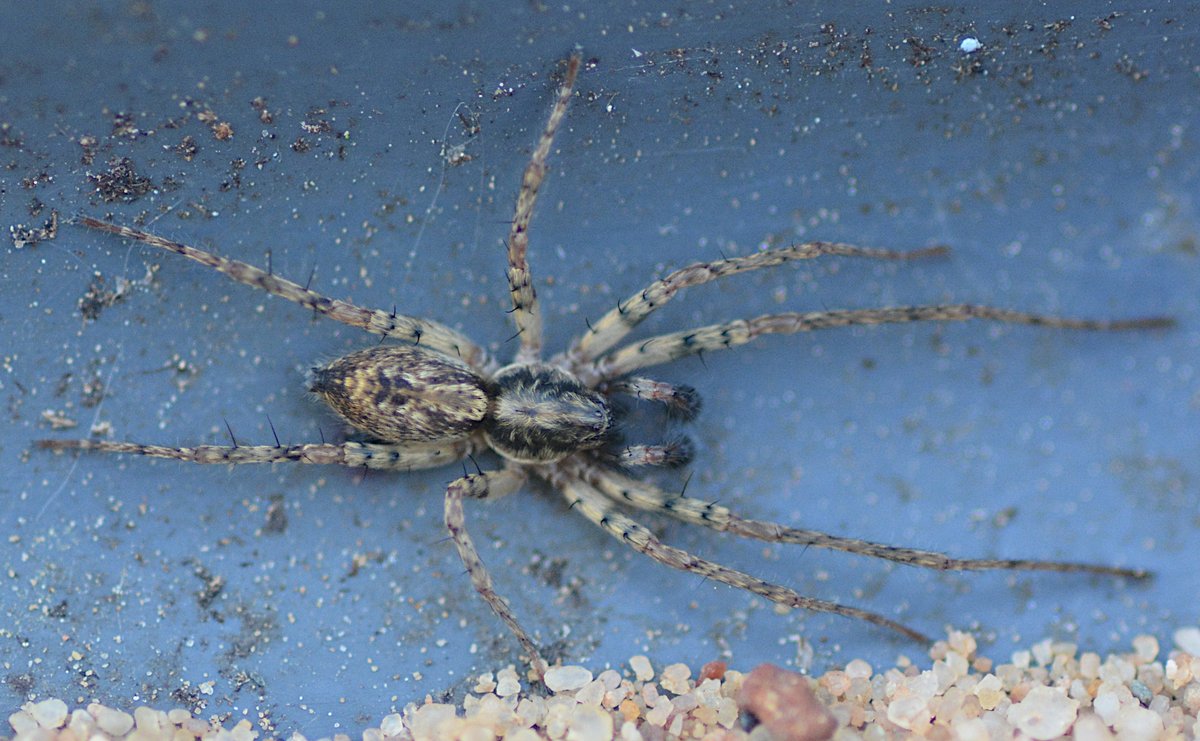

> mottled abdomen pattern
[308,345,488,443]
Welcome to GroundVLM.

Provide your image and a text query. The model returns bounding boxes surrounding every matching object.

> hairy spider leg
[590,305,1175,380]
[442,464,551,679]
[609,439,694,469]
[561,241,949,376]
[603,377,702,421]
[567,458,1149,579]
[506,54,581,364]
[545,465,931,643]
[75,217,493,372]
[43,434,548,679]
[36,439,473,470]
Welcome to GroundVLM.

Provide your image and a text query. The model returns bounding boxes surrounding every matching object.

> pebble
[739,663,836,741]
[472,671,497,694]
[1093,691,1121,725]
[1130,679,1153,706]
[27,698,68,729]
[379,714,405,736]
[1114,705,1164,741]
[544,665,593,693]
[1175,626,1200,654]
[1132,635,1159,663]
[974,673,1005,710]
[1005,685,1079,740]
[9,629,1200,741]
[91,704,134,736]
[7,710,37,736]
[597,669,622,690]
[629,655,653,682]
[844,658,872,679]
[566,704,613,741]
[1073,713,1117,741]
[644,696,672,727]
[495,666,522,697]
[658,663,691,695]
[575,679,607,706]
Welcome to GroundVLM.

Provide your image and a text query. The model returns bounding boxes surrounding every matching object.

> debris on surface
[10,210,59,249]
[88,157,153,203]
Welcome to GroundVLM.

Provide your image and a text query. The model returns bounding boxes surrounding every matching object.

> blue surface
[2,1,1197,735]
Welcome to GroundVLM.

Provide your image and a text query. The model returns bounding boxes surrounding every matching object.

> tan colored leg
[36,438,472,470]
[570,459,1148,579]
[591,304,1173,380]
[546,464,930,643]
[442,465,549,680]
[77,217,492,371]
[562,241,947,370]
[506,55,581,364]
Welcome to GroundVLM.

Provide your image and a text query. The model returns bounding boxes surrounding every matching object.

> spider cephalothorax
[40,54,1171,681]
[484,363,613,463]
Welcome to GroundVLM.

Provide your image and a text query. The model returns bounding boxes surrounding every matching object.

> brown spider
[39,55,1172,680]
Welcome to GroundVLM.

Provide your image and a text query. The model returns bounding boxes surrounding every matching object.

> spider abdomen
[484,364,612,463]
[308,345,489,443]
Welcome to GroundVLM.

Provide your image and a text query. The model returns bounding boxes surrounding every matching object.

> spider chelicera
[40,54,1171,680]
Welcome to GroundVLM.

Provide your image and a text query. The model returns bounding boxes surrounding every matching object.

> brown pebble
[738,664,837,741]
[701,660,727,681]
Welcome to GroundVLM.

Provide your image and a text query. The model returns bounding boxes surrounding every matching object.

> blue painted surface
[2,2,1196,735]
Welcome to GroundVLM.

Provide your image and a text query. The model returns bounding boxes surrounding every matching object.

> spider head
[484,363,613,463]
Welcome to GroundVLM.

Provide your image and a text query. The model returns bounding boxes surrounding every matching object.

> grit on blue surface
[2,2,1197,735]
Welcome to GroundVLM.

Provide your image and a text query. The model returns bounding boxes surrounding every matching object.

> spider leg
[609,439,694,469]
[603,377,701,421]
[569,459,1149,579]
[36,438,472,470]
[590,305,1174,380]
[506,54,581,364]
[75,217,492,371]
[545,465,931,643]
[561,241,948,371]
[442,464,550,679]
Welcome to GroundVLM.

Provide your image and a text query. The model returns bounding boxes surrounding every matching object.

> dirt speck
[89,157,153,203]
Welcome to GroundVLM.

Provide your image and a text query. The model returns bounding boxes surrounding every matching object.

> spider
[40,54,1172,680]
